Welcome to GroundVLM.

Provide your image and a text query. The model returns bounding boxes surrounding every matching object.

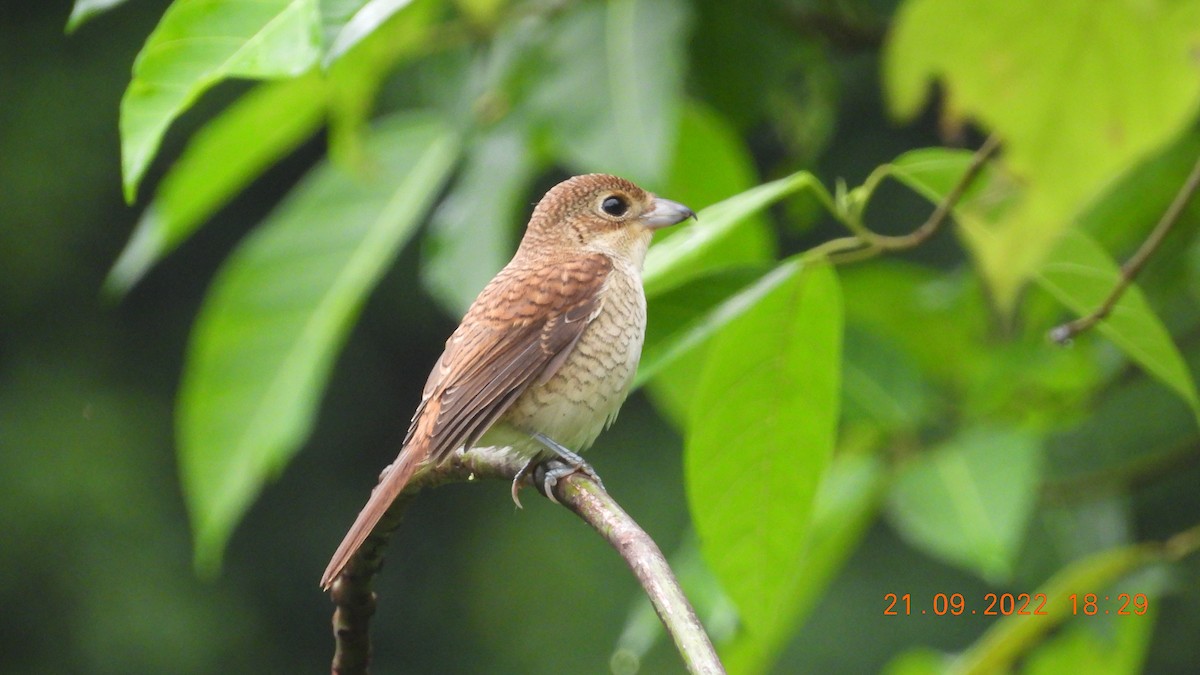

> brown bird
[321,173,694,589]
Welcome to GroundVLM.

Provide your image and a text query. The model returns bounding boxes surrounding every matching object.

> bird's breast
[501,260,646,454]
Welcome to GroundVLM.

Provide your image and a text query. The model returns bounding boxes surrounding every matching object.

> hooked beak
[641,197,696,229]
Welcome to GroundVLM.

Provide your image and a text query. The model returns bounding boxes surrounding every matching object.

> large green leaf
[614,453,883,675]
[120,0,322,201]
[721,454,883,675]
[1077,130,1200,254]
[891,148,1200,423]
[66,0,133,33]
[637,265,779,391]
[887,427,1041,582]
[839,260,989,391]
[178,113,459,571]
[886,0,1200,309]
[107,73,328,296]
[644,171,824,298]
[686,262,842,667]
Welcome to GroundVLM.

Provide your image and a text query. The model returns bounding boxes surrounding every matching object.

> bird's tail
[320,444,427,590]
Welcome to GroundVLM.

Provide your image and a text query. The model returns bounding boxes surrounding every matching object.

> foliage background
[3,0,1200,673]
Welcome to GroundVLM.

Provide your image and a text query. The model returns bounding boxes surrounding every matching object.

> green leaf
[526,0,690,185]
[639,102,775,426]
[1035,229,1200,419]
[120,0,322,202]
[320,0,367,41]
[421,124,535,315]
[1078,130,1200,254]
[323,0,417,65]
[839,260,988,391]
[887,427,1042,582]
[178,113,459,572]
[1047,366,1199,484]
[889,148,992,206]
[614,453,884,675]
[686,262,842,664]
[322,0,440,165]
[66,0,132,33]
[106,73,328,296]
[892,147,1200,421]
[644,171,826,298]
[842,326,931,433]
[886,0,1200,309]
[656,103,776,292]
[638,266,779,391]
[722,454,884,675]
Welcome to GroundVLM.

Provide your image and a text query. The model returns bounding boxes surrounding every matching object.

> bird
[321,173,695,590]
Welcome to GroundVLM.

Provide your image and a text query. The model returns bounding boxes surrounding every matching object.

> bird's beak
[641,197,696,229]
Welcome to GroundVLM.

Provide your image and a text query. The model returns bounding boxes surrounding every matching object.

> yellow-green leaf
[892,148,1200,422]
[886,0,1200,308]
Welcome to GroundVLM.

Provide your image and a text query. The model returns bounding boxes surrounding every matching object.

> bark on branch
[328,445,723,675]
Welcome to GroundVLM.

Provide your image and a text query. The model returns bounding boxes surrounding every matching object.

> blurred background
[4,0,1200,673]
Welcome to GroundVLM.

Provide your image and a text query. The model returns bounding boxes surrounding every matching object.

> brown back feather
[320,254,612,588]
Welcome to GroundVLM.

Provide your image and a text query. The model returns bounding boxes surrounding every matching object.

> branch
[1049,154,1200,344]
[869,134,1002,251]
[554,472,724,675]
[804,134,1001,263]
[329,446,723,675]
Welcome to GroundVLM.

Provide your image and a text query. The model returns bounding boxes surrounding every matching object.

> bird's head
[518,174,695,267]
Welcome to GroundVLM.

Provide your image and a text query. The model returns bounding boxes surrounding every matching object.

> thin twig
[870,134,1002,251]
[327,446,722,674]
[806,135,1001,264]
[1050,154,1200,344]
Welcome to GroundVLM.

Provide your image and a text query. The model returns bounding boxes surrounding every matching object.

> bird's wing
[413,253,613,462]
[320,253,612,589]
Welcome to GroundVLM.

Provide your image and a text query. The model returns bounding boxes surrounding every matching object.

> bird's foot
[509,433,605,507]
[533,458,603,504]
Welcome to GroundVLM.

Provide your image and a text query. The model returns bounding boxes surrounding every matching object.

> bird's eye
[601,195,629,217]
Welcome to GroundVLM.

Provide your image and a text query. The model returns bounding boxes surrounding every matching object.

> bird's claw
[534,458,604,504]
[508,433,605,507]
[510,460,533,509]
